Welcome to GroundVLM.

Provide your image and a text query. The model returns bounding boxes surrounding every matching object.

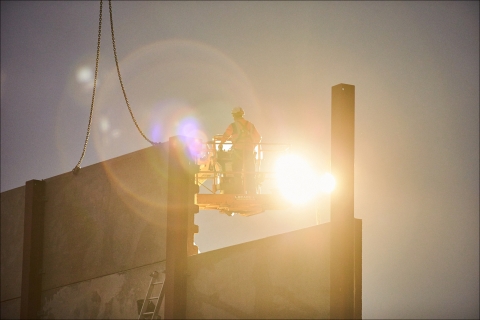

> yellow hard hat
[231,107,245,115]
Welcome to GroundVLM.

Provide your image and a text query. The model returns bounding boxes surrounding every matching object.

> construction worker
[218,107,261,194]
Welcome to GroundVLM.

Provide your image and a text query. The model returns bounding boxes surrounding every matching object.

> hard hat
[231,107,245,115]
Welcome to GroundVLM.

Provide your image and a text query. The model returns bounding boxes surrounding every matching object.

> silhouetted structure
[0,84,361,319]
[330,84,362,319]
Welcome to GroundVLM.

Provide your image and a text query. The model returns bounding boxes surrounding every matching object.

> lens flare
[100,117,110,132]
[61,39,260,224]
[187,137,205,159]
[177,117,199,137]
[151,123,162,141]
[76,66,93,84]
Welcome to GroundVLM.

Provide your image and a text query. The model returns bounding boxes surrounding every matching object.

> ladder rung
[148,296,159,300]
[143,312,154,315]
[153,281,163,285]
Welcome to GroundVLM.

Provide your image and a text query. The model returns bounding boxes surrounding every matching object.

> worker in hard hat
[218,107,262,194]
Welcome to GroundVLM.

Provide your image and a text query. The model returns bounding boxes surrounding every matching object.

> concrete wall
[1,144,170,319]
[187,223,330,319]
[39,223,331,319]
[1,186,25,319]
[1,144,333,319]
[41,261,165,319]
[39,144,169,319]
[41,144,169,292]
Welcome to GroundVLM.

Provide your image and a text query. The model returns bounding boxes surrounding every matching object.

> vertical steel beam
[330,83,357,319]
[20,179,45,319]
[165,136,198,319]
[354,218,363,319]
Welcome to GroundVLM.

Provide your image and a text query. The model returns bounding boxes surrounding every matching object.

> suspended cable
[108,0,157,145]
[72,0,103,174]
[73,0,158,174]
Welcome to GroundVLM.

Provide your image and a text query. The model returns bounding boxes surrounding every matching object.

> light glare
[319,172,336,193]
[274,155,336,205]
[275,154,321,205]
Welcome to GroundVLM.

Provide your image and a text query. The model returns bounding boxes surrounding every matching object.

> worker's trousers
[232,149,256,194]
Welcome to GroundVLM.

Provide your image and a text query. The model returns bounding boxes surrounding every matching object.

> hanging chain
[73,0,103,174]
[73,0,157,174]
[108,0,156,145]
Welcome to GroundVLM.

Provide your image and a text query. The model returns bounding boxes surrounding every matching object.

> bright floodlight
[319,172,336,193]
[274,154,335,205]
[274,154,320,205]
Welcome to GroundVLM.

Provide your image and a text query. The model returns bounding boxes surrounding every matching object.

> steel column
[330,83,359,319]
[20,179,46,319]
[354,218,363,319]
[165,136,198,319]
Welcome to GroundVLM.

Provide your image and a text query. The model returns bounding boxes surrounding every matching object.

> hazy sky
[1,1,478,318]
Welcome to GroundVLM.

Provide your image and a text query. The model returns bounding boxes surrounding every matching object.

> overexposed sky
[1,1,478,318]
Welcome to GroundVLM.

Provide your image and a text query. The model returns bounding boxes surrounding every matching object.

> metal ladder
[138,271,165,319]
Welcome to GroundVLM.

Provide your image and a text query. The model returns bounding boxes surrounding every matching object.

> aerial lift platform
[194,135,291,216]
